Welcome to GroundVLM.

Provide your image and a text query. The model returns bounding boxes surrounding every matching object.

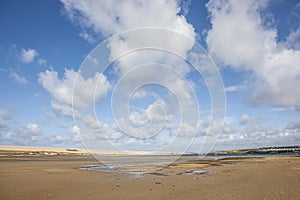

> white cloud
[0,108,12,120]
[20,48,38,63]
[0,119,9,130]
[61,0,195,38]
[213,117,300,151]
[50,100,75,117]
[206,0,300,109]
[38,69,111,117]
[0,108,12,131]
[79,32,96,44]
[239,114,251,125]
[0,120,44,146]
[0,108,83,147]
[61,0,196,70]
[69,125,81,142]
[130,89,149,99]
[37,58,47,66]
[225,85,238,92]
[206,0,272,69]
[286,120,300,130]
[9,72,28,84]
[178,0,192,16]
[224,84,246,93]
[50,135,63,144]
[60,0,201,142]
[283,28,300,50]
[117,99,169,138]
[26,123,40,133]
[197,116,224,137]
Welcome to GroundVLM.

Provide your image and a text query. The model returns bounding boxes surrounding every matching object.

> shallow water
[80,155,212,175]
[79,154,298,175]
[79,163,212,176]
[80,156,179,175]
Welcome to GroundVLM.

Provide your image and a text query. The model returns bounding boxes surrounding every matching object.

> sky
[0,0,299,153]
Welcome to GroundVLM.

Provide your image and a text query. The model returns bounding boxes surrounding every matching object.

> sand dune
[0,145,178,156]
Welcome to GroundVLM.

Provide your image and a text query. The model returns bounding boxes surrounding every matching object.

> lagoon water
[80,155,189,175]
[80,154,298,175]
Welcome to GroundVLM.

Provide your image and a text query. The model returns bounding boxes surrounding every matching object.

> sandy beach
[0,150,299,200]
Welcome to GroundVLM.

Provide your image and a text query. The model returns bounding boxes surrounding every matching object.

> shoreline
[1,145,298,157]
[0,145,186,156]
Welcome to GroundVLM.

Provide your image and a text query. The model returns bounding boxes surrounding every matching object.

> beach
[0,149,299,200]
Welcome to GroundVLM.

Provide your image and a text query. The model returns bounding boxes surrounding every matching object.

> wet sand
[0,156,299,200]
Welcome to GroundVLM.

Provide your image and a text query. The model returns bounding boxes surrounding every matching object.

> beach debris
[192,170,210,175]
[66,148,78,152]
[147,172,168,176]
[179,169,211,175]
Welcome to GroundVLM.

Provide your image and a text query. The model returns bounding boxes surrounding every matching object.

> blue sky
[0,0,299,152]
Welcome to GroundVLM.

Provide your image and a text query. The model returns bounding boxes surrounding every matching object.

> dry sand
[0,146,299,200]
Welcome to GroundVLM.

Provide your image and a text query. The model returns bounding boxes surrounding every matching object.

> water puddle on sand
[79,155,215,176]
[79,162,169,176]
[79,164,212,177]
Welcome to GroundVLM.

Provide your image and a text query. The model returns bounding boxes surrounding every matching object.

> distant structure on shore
[210,146,300,155]
[253,146,300,154]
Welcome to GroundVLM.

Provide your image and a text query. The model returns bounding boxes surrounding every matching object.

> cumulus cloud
[178,0,192,16]
[0,108,12,120]
[286,120,300,130]
[224,84,246,93]
[0,108,81,147]
[61,0,195,38]
[25,123,41,134]
[214,117,300,151]
[59,0,202,144]
[50,135,63,144]
[0,122,75,147]
[239,114,251,125]
[225,85,238,92]
[20,48,38,63]
[79,32,96,44]
[206,0,300,109]
[82,115,122,140]
[61,0,196,76]
[0,119,9,130]
[38,69,111,117]
[9,72,28,84]
[61,0,196,73]
[37,58,47,66]
[0,120,44,146]
[283,27,300,50]
[116,98,170,138]
[0,108,12,131]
